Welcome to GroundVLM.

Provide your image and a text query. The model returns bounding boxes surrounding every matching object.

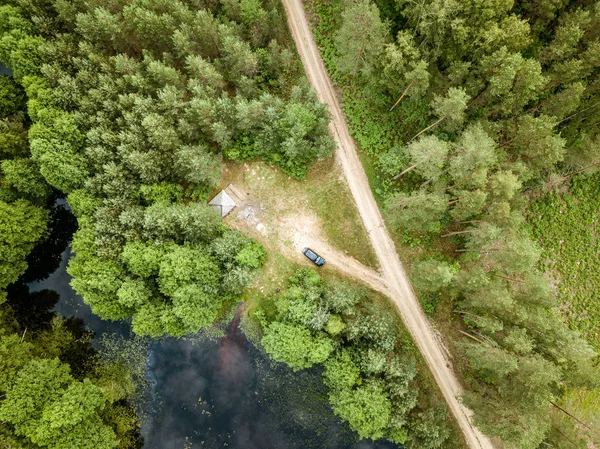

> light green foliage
[450,189,488,221]
[346,302,397,352]
[157,245,220,296]
[457,341,518,381]
[509,115,566,170]
[410,259,454,292]
[0,333,33,391]
[0,33,44,82]
[323,279,363,315]
[0,199,47,297]
[449,123,497,188]
[262,322,333,370]
[120,241,166,279]
[405,135,450,179]
[171,284,221,332]
[385,355,418,409]
[305,0,600,445]
[479,47,547,116]
[386,189,448,232]
[96,228,265,336]
[359,348,387,374]
[381,31,429,99]
[174,145,221,187]
[325,314,345,335]
[68,250,130,321]
[0,359,72,438]
[0,359,117,449]
[234,241,266,268]
[529,173,600,350]
[28,107,89,193]
[323,349,361,389]
[430,87,469,130]
[334,0,388,76]
[116,278,151,308]
[488,170,522,201]
[142,202,222,245]
[329,380,391,440]
[274,268,325,328]
[259,269,440,443]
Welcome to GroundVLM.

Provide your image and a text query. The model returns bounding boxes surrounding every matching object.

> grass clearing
[304,158,379,268]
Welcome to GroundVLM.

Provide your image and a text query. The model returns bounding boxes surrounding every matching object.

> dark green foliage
[0,108,142,448]
[256,268,455,445]
[0,0,336,336]
[0,43,53,304]
[0,294,142,449]
[0,76,24,116]
[333,0,388,77]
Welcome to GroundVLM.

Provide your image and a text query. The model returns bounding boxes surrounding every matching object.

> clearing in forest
[215,160,385,294]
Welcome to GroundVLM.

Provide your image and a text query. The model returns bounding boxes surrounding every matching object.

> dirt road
[279,213,393,296]
[280,1,496,448]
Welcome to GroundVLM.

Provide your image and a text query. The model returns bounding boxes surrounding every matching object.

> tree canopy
[255,269,455,447]
[308,0,600,445]
[0,0,334,336]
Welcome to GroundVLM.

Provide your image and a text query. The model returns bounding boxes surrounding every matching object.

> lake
[24,203,399,449]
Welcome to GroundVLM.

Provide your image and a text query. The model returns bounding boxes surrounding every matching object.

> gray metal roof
[208,190,236,217]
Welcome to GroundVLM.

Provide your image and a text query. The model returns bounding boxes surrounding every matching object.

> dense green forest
[2,0,599,447]
[304,0,600,447]
[0,0,334,337]
[0,289,143,449]
[254,268,456,447]
[0,68,140,446]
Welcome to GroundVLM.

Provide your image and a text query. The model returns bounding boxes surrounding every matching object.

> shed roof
[208,190,236,217]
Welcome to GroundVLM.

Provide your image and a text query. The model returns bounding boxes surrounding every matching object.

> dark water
[23,202,399,449]
[0,62,11,75]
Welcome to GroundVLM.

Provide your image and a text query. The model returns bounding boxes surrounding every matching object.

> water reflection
[25,204,399,449]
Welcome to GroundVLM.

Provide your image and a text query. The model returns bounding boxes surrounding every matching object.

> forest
[255,268,457,447]
[0,0,336,338]
[0,0,335,446]
[303,0,600,447]
[1,0,599,448]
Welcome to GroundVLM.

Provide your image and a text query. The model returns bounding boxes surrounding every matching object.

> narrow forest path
[280,1,497,448]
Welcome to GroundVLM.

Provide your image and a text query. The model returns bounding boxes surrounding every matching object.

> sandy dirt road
[279,213,393,296]
[280,0,496,448]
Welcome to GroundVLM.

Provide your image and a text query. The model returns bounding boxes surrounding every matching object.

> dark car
[302,247,325,266]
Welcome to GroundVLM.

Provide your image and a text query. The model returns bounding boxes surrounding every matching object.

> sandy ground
[224,178,390,296]
[279,0,497,448]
